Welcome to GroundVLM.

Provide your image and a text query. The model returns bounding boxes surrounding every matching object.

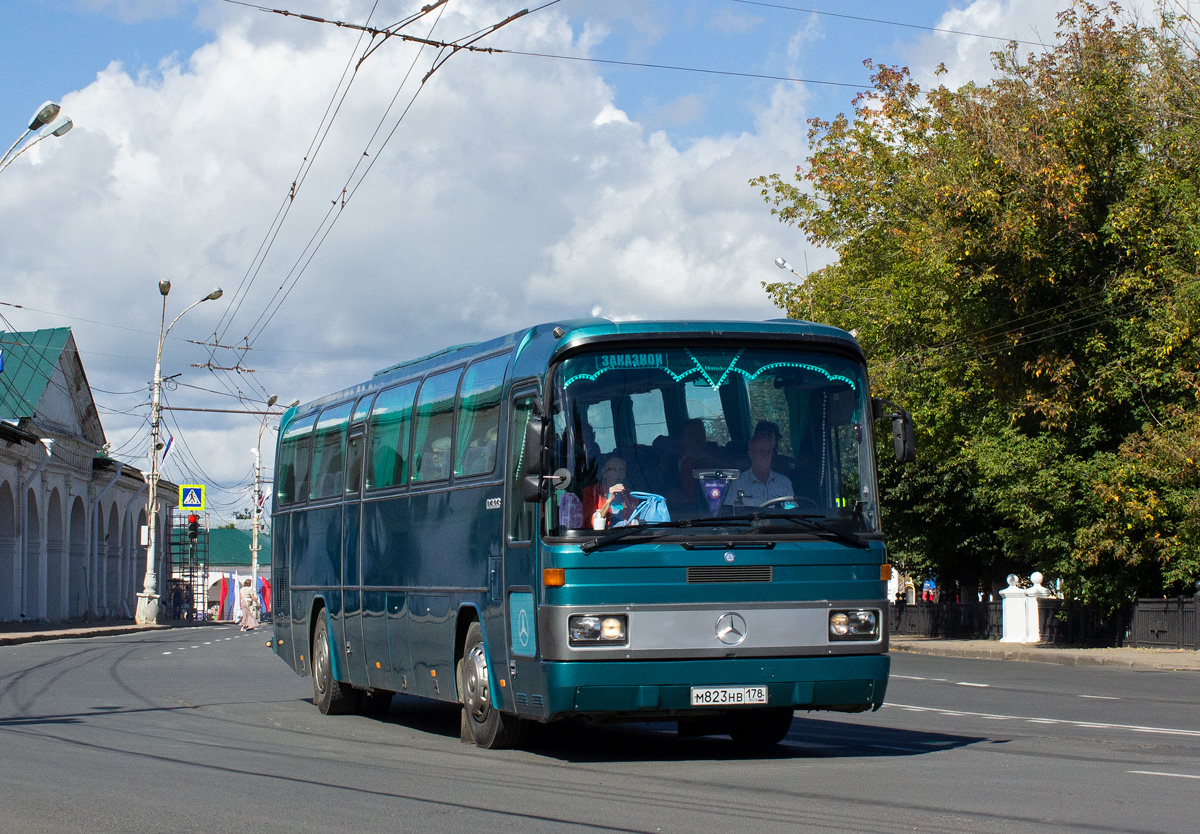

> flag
[223,573,237,620]
[218,574,228,619]
[257,490,266,509]
[257,576,271,615]
[161,434,174,463]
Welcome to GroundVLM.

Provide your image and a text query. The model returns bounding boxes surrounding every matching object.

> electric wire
[730,0,1048,47]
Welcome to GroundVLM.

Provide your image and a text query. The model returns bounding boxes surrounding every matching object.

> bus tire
[458,622,525,749]
[727,707,794,747]
[312,614,356,715]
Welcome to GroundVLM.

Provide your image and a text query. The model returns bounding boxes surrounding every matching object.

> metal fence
[1036,599,1125,648]
[1128,597,1199,649]
[891,602,1001,640]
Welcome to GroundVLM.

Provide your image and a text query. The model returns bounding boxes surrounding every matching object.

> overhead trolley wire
[729,0,1049,47]
[230,0,550,348]
[212,0,398,347]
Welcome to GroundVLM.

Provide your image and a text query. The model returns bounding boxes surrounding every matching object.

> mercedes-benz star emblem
[716,612,748,645]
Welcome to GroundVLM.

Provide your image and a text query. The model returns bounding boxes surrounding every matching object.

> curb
[890,641,1200,672]
[0,624,172,647]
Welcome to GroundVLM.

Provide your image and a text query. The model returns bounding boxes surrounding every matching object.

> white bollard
[1000,574,1028,642]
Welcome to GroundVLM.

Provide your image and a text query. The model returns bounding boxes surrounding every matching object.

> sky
[0,0,1165,523]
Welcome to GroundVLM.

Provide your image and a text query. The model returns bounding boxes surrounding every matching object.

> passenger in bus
[582,455,641,527]
[660,418,712,513]
[674,419,709,490]
[724,432,792,508]
[752,419,795,479]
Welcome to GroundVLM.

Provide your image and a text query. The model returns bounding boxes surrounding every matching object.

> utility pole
[135,281,223,626]
[250,396,296,602]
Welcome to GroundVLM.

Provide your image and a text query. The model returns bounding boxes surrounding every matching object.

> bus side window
[277,412,317,504]
[411,368,462,484]
[366,381,417,489]
[508,396,537,541]
[455,353,509,478]
[310,402,353,499]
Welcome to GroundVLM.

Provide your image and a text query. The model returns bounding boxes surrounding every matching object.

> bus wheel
[312,615,356,715]
[458,622,525,749]
[728,708,794,747]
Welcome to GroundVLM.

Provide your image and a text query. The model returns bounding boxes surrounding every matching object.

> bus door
[503,391,541,712]
[341,424,371,689]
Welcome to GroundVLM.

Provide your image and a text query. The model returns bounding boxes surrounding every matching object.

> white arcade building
[0,327,176,623]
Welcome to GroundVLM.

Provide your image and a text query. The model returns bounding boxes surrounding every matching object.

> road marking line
[1079,694,1120,700]
[1127,770,1200,780]
[892,675,926,680]
[956,682,990,687]
[162,651,172,655]
[885,703,1200,738]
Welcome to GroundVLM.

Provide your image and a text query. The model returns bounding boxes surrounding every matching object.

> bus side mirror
[873,398,916,463]
[522,411,548,477]
[520,409,550,502]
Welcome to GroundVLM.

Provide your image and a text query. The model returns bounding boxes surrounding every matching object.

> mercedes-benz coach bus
[270,319,914,748]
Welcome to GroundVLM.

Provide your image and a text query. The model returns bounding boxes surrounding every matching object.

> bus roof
[289,317,862,418]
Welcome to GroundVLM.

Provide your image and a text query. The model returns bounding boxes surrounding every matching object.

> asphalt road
[1,626,1197,834]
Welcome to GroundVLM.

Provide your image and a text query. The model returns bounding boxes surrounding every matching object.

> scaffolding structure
[168,510,209,620]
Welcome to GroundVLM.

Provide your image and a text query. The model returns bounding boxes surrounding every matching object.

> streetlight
[775,255,813,320]
[251,397,298,602]
[135,281,224,626]
[1,101,73,173]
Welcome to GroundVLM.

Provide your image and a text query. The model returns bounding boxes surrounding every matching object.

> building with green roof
[1,327,175,624]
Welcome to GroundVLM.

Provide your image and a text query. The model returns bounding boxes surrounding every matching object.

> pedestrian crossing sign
[179,484,206,511]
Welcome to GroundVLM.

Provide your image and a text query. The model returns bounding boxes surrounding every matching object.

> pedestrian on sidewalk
[238,579,259,631]
[894,590,907,631]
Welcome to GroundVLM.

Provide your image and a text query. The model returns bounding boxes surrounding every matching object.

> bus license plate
[690,686,768,706]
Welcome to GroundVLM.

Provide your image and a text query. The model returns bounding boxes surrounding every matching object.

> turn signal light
[544,568,565,587]
[881,563,892,581]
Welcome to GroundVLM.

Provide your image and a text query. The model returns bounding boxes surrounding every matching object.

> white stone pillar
[1000,574,1028,642]
[1025,571,1052,643]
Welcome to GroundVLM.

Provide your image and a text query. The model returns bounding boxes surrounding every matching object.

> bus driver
[724,432,792,508]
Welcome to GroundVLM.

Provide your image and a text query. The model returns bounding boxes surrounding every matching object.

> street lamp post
[135,281,224,626]
[775,255,813,320]
[1,101,73,174]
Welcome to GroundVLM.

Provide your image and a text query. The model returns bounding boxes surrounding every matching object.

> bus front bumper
[540,653,889,721]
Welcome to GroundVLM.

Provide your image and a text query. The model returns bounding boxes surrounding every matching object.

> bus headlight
[829,609,879,641]
[569,614,628,646]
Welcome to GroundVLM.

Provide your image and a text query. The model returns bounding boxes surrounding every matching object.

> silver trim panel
[538,600,886,661]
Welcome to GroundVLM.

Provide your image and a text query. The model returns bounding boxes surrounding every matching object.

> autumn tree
[753,2,1199,613]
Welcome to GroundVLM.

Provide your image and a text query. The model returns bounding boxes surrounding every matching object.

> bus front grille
[686,565,773,583]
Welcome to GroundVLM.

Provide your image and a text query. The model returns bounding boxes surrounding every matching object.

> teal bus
[270,318,914,748]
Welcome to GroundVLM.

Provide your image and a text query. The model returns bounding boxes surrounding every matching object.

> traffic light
[187,514,199,543]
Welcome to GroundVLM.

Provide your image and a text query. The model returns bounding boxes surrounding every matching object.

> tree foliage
[752,2,1199,613]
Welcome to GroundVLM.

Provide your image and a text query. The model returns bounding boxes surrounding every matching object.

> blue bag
[622,491,671,525]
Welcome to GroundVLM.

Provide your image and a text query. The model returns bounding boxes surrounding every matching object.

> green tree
[753,2,1199,613]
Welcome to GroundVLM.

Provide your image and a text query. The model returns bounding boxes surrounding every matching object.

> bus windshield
[547,344,879,537]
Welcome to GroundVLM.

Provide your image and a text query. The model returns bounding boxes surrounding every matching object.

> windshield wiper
[751,512,869,550]
[579,518,754,553]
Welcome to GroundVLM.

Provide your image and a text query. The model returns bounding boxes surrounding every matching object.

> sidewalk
[0,620,203,647]
[891,635,1200,672]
